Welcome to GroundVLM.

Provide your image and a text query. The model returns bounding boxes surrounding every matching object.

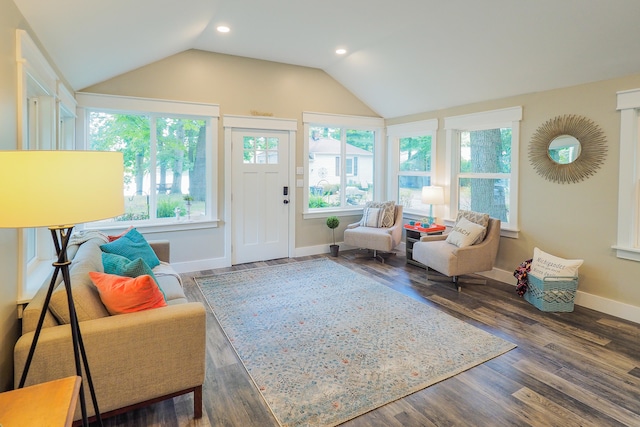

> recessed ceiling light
[335,48,347,55]
[217,25,230,33]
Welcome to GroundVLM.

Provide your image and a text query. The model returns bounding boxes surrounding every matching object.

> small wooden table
[404,224,446,267]
[0,376,81,427]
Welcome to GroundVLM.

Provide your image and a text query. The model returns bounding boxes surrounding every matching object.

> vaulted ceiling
[13,0,640,118]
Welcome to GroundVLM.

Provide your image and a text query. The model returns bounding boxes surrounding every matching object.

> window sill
[303,208,363,220]
[612,245,640,262]
[85,218,220,234]
[443,218,520,239]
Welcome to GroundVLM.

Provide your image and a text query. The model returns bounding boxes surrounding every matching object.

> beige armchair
[344,204,403,262]
[412,217,501,291]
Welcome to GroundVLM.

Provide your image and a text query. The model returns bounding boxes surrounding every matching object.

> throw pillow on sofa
[100,228,160,268]
[89,272,167,315]
[102,253,166,300]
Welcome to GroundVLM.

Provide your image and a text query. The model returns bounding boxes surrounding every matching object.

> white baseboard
[479,268,640,325]
[172,257,229,273]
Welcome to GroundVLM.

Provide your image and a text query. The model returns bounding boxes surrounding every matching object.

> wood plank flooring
[99,251,640,426]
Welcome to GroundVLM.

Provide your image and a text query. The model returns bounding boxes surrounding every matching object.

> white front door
[232,129,290,264]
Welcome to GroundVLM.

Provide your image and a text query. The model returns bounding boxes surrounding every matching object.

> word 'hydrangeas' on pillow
[363,201,396,228]
[445,217,486,248]
[456,210,490,243]
[529,247,583,279]
[360,207,381,227]
[100,228,160,269]
[89,272,167,315]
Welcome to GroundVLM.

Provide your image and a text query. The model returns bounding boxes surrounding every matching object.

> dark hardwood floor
[100,251,640,426]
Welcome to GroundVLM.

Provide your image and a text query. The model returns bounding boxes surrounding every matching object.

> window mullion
[149,114,157,220]
[340,129,347,207]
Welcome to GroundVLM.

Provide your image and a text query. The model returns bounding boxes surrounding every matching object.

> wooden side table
[0,376,81,427]
[404,224,446,267]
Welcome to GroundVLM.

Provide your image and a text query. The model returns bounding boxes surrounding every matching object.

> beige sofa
[14,234,206,423]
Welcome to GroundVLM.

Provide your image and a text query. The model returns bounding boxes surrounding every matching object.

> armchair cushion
[446,216,486,248]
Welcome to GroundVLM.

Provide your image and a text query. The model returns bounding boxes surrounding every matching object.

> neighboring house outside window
[76,93,219,230]
[303,112,384,214]
[387,119,438,216]
[614,88,640,262]
[444,107,521,233]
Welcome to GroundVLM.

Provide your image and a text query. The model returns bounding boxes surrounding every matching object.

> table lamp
[421,186,444,225]
[0,150,124,427]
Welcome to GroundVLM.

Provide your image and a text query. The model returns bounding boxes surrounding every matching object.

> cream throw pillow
[360,207,381,227]
[446,217,486,248]
[363,201,396,228]
[456,210,490,243]
[530,247,583,279]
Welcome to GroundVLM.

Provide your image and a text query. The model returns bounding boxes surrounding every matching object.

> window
[614,88,640,261]
[76,93,219,228]
[16,30,75,301]
[303,112,383,213]
[387,119,438,215]
[445,107,521,232]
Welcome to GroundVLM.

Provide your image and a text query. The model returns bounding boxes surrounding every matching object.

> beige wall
[389,75,640,310]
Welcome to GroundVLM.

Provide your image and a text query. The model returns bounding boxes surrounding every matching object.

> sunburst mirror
[528,114,607,184]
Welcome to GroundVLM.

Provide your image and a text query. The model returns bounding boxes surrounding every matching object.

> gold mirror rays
[529,114,607,184]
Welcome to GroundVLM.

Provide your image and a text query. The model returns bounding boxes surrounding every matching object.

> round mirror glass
[548,134,581,164]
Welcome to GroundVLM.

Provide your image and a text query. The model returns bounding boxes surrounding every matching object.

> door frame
[223,115,297,266]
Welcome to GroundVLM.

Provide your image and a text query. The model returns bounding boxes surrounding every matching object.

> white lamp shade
[421,186,444,205]
[0,151,124,228]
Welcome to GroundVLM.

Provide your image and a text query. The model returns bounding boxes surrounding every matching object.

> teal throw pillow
[100,228,160,269]
[101,253,165,300]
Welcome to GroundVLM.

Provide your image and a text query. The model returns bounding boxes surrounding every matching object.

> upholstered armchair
[412,216,501,291]
[344,204,403,262]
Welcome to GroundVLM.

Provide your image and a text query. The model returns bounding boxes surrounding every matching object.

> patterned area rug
[195,259,515,427]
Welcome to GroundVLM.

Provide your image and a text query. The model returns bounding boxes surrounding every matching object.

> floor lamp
[0,151,124,427]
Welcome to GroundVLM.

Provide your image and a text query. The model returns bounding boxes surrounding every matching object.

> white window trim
[613,88,640,261]
[75,92,221,231]
[302,112,384,219]
[387,119,438,217]
[16,30,75,302]
[444,106,521,238]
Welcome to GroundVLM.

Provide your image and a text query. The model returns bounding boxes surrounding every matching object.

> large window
[445,107,521,232]
[77,94,219,228]
[303,112,383,213]
[387,119,438,215]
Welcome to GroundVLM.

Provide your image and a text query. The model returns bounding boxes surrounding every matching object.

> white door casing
[224,115,297,266]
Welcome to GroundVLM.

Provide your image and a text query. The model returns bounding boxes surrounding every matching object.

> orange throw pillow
[89,272,167,315]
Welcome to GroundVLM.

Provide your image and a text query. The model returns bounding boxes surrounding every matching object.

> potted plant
[326,216,340,257]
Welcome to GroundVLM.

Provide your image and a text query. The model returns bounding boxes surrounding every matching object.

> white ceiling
[13,0,640,118]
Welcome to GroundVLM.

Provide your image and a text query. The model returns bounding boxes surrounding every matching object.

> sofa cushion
[49,238,110,324]
[100,228,160,269]
[89,272,167,315]
[446,217,486,248]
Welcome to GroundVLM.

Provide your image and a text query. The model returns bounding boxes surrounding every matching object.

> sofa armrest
[149,240,170,263]
[15,302,206,419]
[346,222,361,229]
